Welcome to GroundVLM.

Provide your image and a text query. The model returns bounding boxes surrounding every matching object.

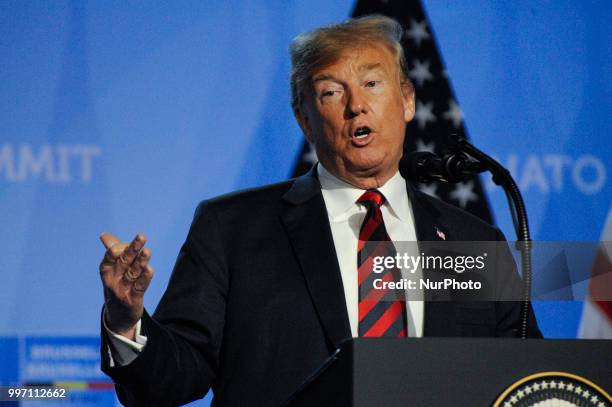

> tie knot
[357,189,386,208]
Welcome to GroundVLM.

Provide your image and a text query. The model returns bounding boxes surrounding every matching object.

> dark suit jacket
[101,168,541,406]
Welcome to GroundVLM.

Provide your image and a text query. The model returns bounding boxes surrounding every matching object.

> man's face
[296,44,415,188]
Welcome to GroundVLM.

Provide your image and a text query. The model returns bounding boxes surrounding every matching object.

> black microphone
[400,151,485,183]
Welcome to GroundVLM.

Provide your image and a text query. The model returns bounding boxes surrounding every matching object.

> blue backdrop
[1,1,610,405]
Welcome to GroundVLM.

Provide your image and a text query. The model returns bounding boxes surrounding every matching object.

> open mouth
[353,126,371,139]
[351,126,374,146]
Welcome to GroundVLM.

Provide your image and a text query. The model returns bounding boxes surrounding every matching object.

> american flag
[291,0,493,224]
[579,209,612,339]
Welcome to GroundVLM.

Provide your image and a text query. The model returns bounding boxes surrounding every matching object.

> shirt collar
[317,162,411,222]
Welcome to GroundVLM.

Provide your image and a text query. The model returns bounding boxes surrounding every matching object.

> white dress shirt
[106,163,424,365]
[317,164,423,338]
[103,310,147,367]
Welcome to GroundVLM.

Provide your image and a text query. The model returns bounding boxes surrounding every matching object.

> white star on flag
[418,183,438,198]
[302,144,318,164]
[443,99,463,128]
[416,139,435,153]
[449,180,478,208]
[405,19,430,47]
[409,59,434,87]
[414,100,436,129]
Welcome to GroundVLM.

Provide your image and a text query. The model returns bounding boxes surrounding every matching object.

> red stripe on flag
[363,301,404,337]
[593,301,612,322]
[588,245,612,322]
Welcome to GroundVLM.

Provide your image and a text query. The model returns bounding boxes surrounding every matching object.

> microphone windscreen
[400,151,439,182]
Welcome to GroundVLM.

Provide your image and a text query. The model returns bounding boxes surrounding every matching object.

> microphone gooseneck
[400,136,533,339]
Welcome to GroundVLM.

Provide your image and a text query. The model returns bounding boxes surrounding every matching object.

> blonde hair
[290,15,410,112]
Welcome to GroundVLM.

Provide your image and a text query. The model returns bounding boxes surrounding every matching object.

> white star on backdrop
[416,139,435,153]
[302,144,318,164]
[449,181,478,208]
[418,183,438,198]
[443,99,463,128]
[405,19,430,47]
[409,59,434,87]
[414,100,436,129]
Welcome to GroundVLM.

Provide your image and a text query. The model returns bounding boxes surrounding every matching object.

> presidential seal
[493,372,611,407]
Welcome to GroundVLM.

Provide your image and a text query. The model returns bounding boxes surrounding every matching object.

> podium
[285,338,612,406]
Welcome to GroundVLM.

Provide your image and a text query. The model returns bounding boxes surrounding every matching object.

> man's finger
[100,232,125,264]
[123,262,143,284]
[121,247,151,285]
[121,249,152,291]
[100,232,120,250]
[104,242,127,263]
[137,248,152,267]
[133,265,154,294]
[99,260,114,277]
[117,233,147,269]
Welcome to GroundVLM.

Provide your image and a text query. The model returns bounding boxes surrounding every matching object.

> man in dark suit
[99,15,540,406]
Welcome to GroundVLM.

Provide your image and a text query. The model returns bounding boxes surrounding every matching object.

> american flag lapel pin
[435,226,446,241]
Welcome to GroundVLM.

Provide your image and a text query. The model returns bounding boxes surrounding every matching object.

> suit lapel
[279,173,457,341]
[280,168,352,349]
[406,182,459,335]
[406,182,442,242]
